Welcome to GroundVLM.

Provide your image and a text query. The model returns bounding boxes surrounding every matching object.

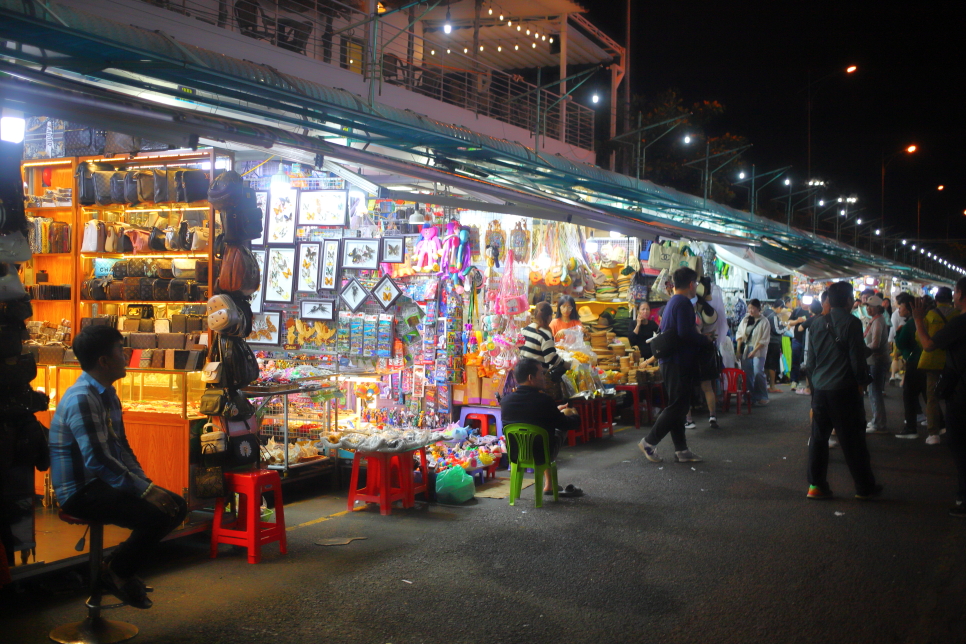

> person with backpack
[919,287,959,444]
[912,277,966,517]
[804,282,881,500]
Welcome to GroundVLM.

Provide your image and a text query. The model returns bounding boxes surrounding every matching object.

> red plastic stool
[464,413,492,436]
[598,398,616,437]
[348,449,425,515]
[568,399,594,444]
[211,470,287,564]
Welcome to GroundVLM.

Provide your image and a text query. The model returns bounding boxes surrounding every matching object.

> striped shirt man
[520,323,564,370]
[50,371,152,506]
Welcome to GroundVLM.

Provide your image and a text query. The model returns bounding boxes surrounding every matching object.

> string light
[542,35,546,41]
[479,45,484,51]
[497,42,502,52]
[430,49,435,55]
[526,28,531,35]
[514,43,518,50]
[531,41,536,48]
[549,36,554,43]
[463,47,468,53]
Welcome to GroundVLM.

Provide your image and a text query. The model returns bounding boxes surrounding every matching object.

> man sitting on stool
[50,326,187,609]
[500,358,583,498]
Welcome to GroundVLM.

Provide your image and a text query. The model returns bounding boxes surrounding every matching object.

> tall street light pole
[806,65,857,178]
[881,143,918,225]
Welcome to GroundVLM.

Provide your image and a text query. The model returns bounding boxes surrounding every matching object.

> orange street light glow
[906,145,917,153]
[846,65,858,73]
[938,185,945,190]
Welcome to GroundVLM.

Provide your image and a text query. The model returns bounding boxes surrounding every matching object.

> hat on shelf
[578,306,598,324]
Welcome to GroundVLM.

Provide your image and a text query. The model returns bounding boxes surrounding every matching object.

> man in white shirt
[737,299,771,406]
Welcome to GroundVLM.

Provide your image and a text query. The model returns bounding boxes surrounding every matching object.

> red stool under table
[348,449,427,515]
[615,384,642,429]
[211,470,287,564]
[598,397,616,437]
[568,399,595,444]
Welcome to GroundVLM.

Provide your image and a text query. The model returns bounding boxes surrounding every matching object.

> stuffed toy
[438,221,461,274]
[413,224,442,272]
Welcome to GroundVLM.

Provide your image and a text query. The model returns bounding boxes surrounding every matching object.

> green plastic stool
[504,423,558,507]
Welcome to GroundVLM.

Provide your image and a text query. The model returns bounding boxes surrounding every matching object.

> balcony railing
[140,0,595,151]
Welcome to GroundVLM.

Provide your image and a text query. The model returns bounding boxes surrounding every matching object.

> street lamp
[881,143,918,225]
[681,136,752,208]
[733,165,791,215]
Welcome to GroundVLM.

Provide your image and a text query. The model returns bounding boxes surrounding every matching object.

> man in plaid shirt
[50,325,187,609]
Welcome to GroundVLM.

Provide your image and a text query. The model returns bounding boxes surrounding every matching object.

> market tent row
[0,0,949,283]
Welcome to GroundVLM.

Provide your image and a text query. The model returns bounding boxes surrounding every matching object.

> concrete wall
[54,0,596,165]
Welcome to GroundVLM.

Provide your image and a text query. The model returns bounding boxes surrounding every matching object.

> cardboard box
[451,385,468,405]
[466,371,482,404]
[479,377,499,406]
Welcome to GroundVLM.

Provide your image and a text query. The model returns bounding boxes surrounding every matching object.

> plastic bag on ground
[435,465,475,504]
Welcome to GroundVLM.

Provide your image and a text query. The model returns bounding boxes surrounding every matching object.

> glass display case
[55,365,206,419]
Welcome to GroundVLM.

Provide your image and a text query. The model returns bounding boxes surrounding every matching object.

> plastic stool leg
[271,479,287,555]
[347,453,362,511]
[378,455,393,515]
[211,498,225,559]
[244,489,261,564]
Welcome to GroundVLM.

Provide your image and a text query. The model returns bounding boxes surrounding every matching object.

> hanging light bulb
[480,44,484,51]
[514,43,518,50]
[497,42,502,51]
[499,13,504,20]
[488,6,492,15]
[549,36,554,43]
[542,35,546,41]
[430,49,435,55]
[507,20,512,26]
[446,48,451,54]
[526,28,531,35]
[531,41,536,48]
[443,5,452,34]
[463,47,468,53]
[517,25,521,31]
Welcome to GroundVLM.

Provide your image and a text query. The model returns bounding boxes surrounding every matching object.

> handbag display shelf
[241,375,340,480]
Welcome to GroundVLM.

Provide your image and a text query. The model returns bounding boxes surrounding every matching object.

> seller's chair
[720,368,751,415]
[504,423,558,508]
[49,512,139,644]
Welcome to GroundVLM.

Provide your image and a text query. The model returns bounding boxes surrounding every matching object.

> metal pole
[703,140,710,207]
[807,69,812,179]
[787,182,793,227]
[635,112,642,180]
[750,164,756,214]
[535,67,542,154]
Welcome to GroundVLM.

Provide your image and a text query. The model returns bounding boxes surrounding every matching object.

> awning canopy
[0,0,953,284]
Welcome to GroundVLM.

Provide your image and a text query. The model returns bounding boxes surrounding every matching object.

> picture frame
[381,236,405,264]
[247,312,282,345]
[319,238,341,291]
[297,189,348,227]
[340,277,370,312]
[249,249,267,314]
[252,191,269,246]
[371,275,402,310]
[296,242,322,292]
[266,187,297,244]
[300,299,335,321]
[341,238,380,270]
[264,246,296,303]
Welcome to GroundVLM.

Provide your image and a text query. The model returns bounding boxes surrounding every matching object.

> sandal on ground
[544,485,563,495]
[559,484,584,498]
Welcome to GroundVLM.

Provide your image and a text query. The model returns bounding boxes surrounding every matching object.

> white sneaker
[638,439,662,463]
[926,435,941,445]
[828,438,839,448]
[866,426,878,434]
[684,420,697,430]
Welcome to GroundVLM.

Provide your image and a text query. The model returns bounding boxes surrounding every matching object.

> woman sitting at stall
[550,295,582,341]
[521,301,570,401]
[629,301,660,361]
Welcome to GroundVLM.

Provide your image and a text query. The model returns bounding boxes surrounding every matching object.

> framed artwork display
[319,238,340,291]
[253,191,269,246]
[249,249,268,314]
[381,236,405,263]
[300,299,335,321]
[342,238,380,270]
[297,190,348,227]
[264,246,296,303]
[296,242,321,292]
[266,187,297,244]
[371,275,402,310]
[247,312,282,345]
[340,277,369,312]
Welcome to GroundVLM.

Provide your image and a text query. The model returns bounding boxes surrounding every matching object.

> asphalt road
[3,386,964,644]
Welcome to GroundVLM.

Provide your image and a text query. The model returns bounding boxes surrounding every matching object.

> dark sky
[585,0,966,265]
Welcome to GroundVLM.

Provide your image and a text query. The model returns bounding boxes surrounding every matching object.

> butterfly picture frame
[296,242,322,292]
[249,249,267,313]
[266,187,297,244]
[319,238,341,291]
[341,238,380,270]
[297,190,348,226]
[264,246,296,303]
[247,312,282,345]
[340,277,370,312]
[300,299,335,321]
[252,191,269,246]
[371,275,402,310]
[381,236,405,264]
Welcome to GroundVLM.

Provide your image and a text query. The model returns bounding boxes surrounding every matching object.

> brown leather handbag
[218,244,260,295]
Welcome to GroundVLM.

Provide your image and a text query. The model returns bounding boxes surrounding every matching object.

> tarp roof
[0,0,952,285]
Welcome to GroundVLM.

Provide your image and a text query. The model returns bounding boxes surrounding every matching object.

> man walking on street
[918,287,959,445]
[762,299,787,393]
[805,282,882,500]
[638,267,710,463]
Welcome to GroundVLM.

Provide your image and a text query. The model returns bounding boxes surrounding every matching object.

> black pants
[945,398,966,503]
[61,480,187,579]
[645,360,692,451]
[808,388,877,495]
[902,361,927,431]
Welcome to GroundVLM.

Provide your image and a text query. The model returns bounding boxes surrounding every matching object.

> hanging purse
[202,361,224,385]
[193,444,227,499]
[199,388,228,416]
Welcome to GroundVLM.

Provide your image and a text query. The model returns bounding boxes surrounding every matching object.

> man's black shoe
[855,484,884,501]
[102,564,153,609]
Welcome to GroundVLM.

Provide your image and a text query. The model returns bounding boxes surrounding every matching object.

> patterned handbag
[193,444,227,499]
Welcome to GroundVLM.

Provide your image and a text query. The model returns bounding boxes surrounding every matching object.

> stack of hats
[616,273,633,301]
[595,277,618,301]
[578,306,598,328]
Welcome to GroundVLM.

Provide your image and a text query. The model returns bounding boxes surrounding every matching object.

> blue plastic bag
[435,466,475,504]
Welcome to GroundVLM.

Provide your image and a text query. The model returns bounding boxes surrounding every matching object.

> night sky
[585,1,966,266]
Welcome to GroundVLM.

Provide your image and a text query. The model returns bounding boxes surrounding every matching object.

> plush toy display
[413,224,442,272]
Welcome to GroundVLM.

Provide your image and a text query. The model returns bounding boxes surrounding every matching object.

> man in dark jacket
[804,282,882,500]
[638,267,710,464]
[501,358,582,497]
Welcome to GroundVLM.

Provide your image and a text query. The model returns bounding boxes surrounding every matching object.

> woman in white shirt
[736,298,771,406]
